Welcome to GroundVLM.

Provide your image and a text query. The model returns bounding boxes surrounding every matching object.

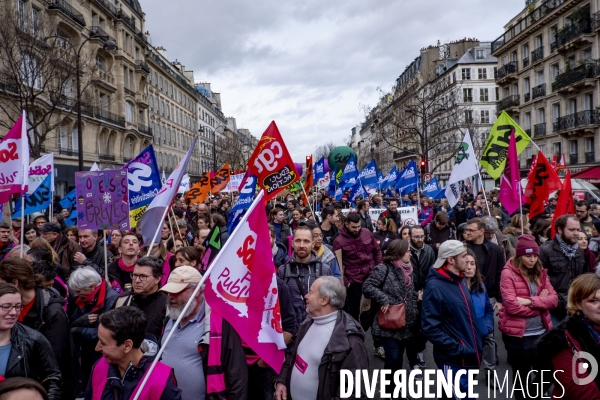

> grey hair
[68,266,102,291]
[176,219,187,229]
[317,276,346,309]
[7,245,30,258]
[481,216,498,231]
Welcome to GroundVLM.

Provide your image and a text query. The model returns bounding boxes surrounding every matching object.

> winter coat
[589,236,600,256]
[539,239,585,318]
[466,207,482,220]
[6,322,62,399]
[333,226,382,286]
[320,223,339,246]
[421,266,483,368]
[273,222,292,245]
[82,242,113,277]
[425,223,454,256]
[492,230,516,261]
[464,239,506,301]
[536,316,600,399]
[0,241,15,260]
[358,211,373,232]
[451,202,467,227]
[381,208,402,229]
[273,242,288,267]
[419,206,434,227]
[362,262,419,341]
[114,290,168,341]
[498,259,557,337]
[278,251,332,327]
[21,288,79,400]
[469,283,494,338]
[53,234,82,280]
[275,310,369,400]
[373,230,397,254]
[410,244,436,292]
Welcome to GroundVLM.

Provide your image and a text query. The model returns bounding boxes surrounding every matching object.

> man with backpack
[278,226,332,327]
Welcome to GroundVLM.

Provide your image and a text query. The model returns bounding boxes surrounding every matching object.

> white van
[520,178,600,203]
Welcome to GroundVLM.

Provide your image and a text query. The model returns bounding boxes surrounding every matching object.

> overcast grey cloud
[142,0,525,161]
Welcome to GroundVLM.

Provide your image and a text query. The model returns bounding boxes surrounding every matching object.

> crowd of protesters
[0,184,597,399]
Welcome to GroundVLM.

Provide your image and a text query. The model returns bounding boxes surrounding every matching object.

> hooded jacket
[333,226,382,286]
[409,244,436,292]
[278,251,332,327]
[464,239,506,301]
[114,290,168,341]
[275,310,369,400]
[535,316,600,399]
[21,288,79,400]
[421,266,482,368]
[498,259,557,338]
[316,245,341,279]
[6,322,62,399]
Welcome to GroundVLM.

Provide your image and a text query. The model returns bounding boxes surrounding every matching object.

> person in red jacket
[333,213,382,320]
[498,235,557,400]
[536,273,600,399]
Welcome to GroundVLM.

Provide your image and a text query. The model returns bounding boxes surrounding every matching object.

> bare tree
[370,73,485,175]
[214,131,252,172]
[313,141,335,161]
[0,4,98,157]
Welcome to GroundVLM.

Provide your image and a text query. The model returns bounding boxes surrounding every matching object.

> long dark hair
[378,217,397,234]
[465,249,484,292]
[383,239,409,263]
[513,255,543,285]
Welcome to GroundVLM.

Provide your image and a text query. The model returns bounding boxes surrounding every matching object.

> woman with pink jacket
[498,234,557,400]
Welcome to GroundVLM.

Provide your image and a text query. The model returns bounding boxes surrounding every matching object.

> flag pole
[170,208,187,245]
[132,190,266,400]
[145,206,171,257]
[301,185,314,215]
[103,232,109,282]
[167,211,177,246]
[19,196,24,257]
[478,170,491,216]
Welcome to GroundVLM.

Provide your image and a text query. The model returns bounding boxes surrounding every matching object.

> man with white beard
[159,266,247,400]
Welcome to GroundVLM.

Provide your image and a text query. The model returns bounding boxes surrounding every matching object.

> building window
[524,112,531,130]
[570,140,578,158]
[480,88,489,102]
[475,49,485,60]
[585,137,594,155]
[462,88,473,102]
[480,110,490,124]
[462,68,471,80]
[553,142,562,157]
[464,110,473,124]
[31,8,40,36]
[17,0,25,29]
[20,54,42,89]
[478,68,487,79]
[125,102,134,123]
[59,126,67,149]
[71,128,78,151]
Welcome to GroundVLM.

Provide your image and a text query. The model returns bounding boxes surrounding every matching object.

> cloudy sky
[142,0,524,162]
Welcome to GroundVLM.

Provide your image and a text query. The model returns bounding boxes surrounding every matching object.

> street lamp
[46,34,117,171]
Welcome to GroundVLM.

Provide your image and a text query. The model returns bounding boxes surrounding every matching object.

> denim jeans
[247,363,275,400]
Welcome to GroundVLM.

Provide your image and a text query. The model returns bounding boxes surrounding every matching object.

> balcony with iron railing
[44,0,85,27]
[137,123,152,136]
[491,0,566,54]
[553,110,597,132]
[496,95,520,113]
[593,10,600,31]
[524,128,532,136]
[135,60,150,73]
[554,18,592,51]
[570,153,579,165]
[93,0,118,18]
[534,122,546,137]
[496,61,518,81]
[56,97,125,127]
[523,57,530,68]
[586,151,595,162]
[532,46,544,63]
[117,12,141,34]
[59,147,76,156]
[532,83,546,99]
[552,60,600,92]
[524,92,531,102]
[88,26,114,43]
[99,154,116,161]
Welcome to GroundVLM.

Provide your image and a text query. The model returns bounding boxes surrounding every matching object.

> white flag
[139,139,197,245]
[28,153,54,194]
[177,174,190,194]
[445,130,478,207]
[91,162,99,172]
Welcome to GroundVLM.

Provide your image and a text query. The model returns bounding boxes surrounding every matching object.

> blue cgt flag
[13,174,52,218]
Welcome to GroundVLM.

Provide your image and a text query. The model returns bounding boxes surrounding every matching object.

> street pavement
[363,313,516,400]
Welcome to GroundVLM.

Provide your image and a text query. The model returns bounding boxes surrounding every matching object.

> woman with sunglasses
[0,283,61,399]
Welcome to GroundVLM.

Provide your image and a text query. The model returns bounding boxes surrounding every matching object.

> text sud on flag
[204,190,286,372]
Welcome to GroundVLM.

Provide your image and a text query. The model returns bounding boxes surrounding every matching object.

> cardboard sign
[341,206,418,227]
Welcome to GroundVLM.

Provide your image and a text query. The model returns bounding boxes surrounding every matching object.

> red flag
[301,155,313,206]
[528,154,537,176]
[498,131,523,214]
[246,121,299,202]
[204,190,286,371]
[550,170,575,239]
[524,151,562,218]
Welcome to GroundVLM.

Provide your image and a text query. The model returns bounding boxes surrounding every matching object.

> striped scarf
[555,234,578,259]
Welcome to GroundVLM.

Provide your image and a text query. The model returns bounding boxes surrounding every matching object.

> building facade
[196,82,227,174]
[491,0,599,176]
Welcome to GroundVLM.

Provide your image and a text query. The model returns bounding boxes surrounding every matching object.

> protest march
[0,106,598,400]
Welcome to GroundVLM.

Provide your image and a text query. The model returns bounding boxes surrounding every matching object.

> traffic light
[306,156,311,167]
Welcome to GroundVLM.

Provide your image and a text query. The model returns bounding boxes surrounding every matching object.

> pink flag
[499,130,523,214]
[0,113,29,204]
[204,190,286,372]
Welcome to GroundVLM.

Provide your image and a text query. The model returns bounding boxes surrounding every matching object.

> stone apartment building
[196,82,227,174]
[491,0,600,175]
[359,39,498,188]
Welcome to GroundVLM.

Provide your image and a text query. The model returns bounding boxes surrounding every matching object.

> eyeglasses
[411,235,425,240]
[130,273,151,281]
[0,303,23,312]
[465,228,480,233]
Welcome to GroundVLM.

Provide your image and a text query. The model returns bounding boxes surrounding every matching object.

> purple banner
[75,169,130,230]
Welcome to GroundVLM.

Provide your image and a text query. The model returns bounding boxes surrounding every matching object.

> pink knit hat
[516,234,539,256]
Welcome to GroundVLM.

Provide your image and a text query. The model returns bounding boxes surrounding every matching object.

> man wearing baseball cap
[159,266,247,400]
[421,240,483,399]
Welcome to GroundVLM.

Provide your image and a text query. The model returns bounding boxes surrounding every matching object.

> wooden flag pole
[103,232,109,283]
[145,206,171,258]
